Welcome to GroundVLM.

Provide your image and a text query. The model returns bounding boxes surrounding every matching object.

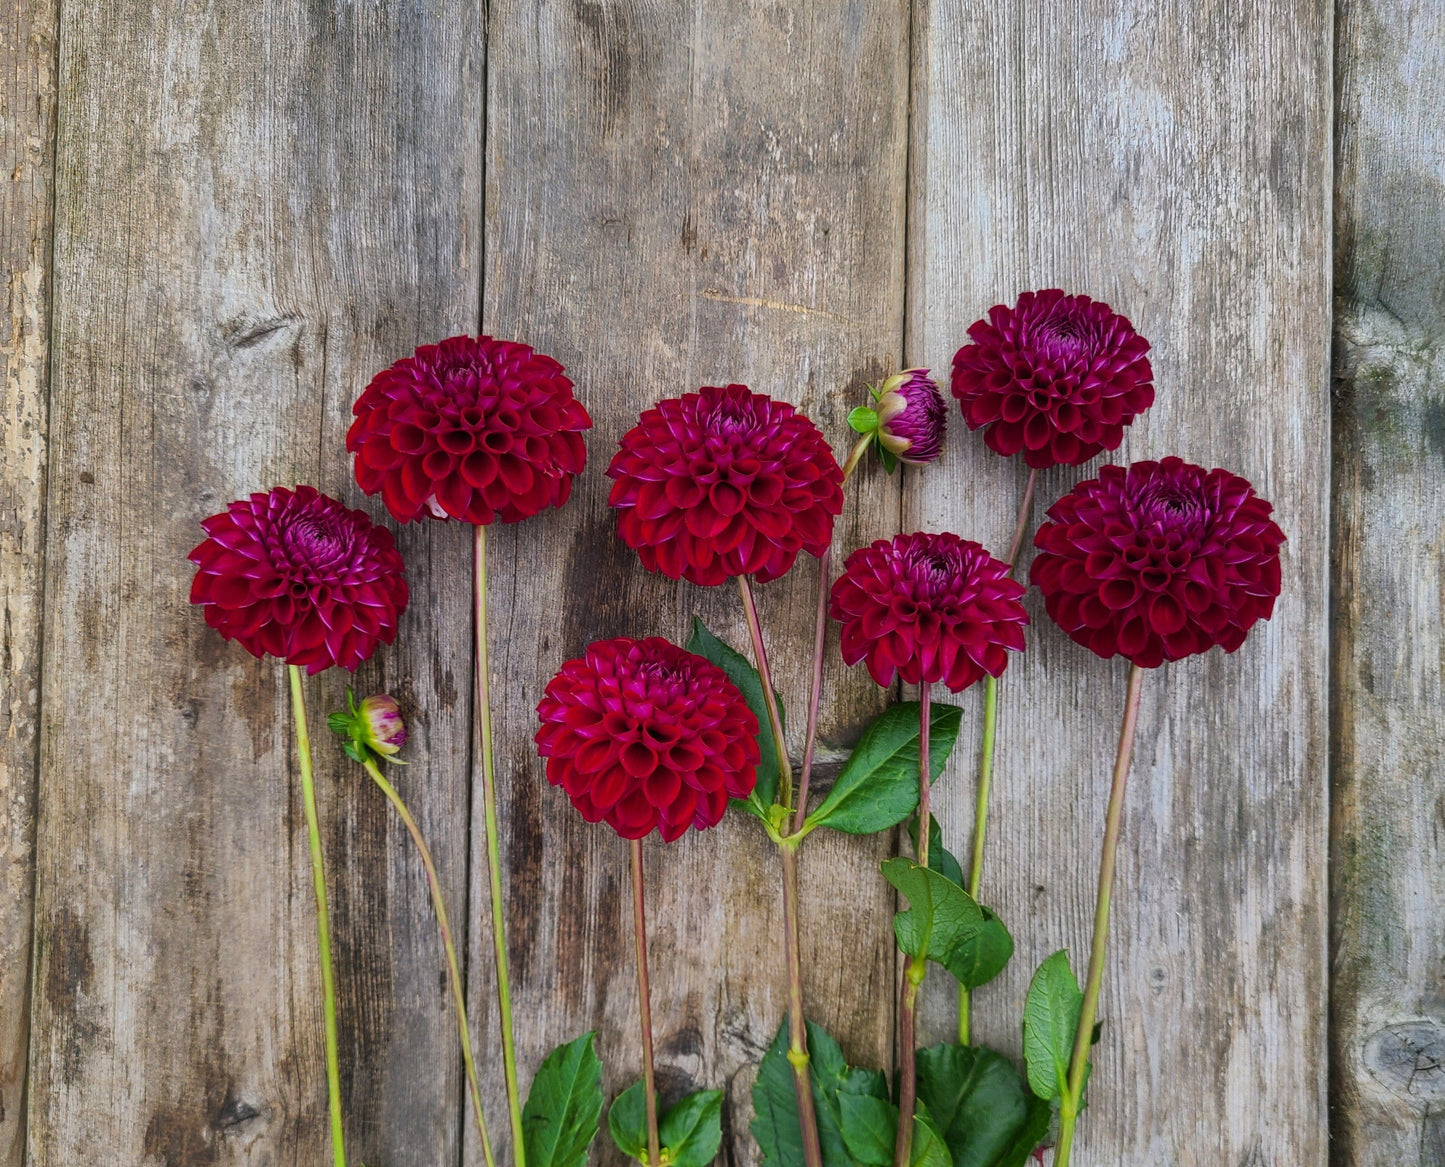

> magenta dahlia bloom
[854,369,947,467]
[950,289,1154,469]
[348,335,592,525]
[829,532,1029,692]
[189,485,408,674]
[1030,458,1285,668]
[607,383,844,586]
[535,637,760,841]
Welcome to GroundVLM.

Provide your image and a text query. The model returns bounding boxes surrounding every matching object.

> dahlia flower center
[1133,483,1210,536]
[901,545,967,602]
[280,514,354,587]
[702,397,761,439]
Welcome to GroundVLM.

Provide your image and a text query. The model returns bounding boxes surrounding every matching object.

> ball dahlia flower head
[348,335,592,525]
[951,289,1154,469]
[535,636,760,842]
[830,531,1029,692]
[608,383,844,586]
[189,484,409,674]
[1030,457,1285,669]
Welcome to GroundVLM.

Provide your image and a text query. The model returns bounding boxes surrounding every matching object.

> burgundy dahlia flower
[829,531,1029,691]
[607,383,844,586]
[950,289,1154,469]
[189,485,408,674]
[348,335,592,525]
[535,637,760,841]
[1030,458,1285,668]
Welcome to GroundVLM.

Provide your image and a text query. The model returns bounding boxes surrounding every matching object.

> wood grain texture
[1332,2,1445,1163]
[0,0,57,1160]
[904,2,1331,1163]
[27,1,482,1162]
[476,2,909,1163]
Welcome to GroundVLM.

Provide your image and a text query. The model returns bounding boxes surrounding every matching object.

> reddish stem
[1004,467,1040,568]
[793,544,832,833]
[631,838,661,1167]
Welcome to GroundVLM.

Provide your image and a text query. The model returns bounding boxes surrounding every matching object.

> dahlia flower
[1030,457,1285,668]
[829,531,1029,691]
[535,637,760,841]
[329,690,408,761]
[348,335,592,525]
[849,369,947,469]
[950,289,1154,469]
[189,485,408,674]
[607,383,843,586]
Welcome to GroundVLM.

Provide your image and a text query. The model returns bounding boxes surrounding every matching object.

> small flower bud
[873,369,946,465]
[328,689,408,765]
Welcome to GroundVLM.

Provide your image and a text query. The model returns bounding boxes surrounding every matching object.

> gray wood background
[0,0,1431,1164]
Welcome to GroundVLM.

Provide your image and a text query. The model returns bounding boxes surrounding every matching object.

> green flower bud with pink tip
[329,689,408,765]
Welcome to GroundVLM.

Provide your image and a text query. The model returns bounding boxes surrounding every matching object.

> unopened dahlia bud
[847,369,946,472]
[329,690,408,764]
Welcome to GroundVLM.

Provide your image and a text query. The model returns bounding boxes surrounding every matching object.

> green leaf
[848,406,880,434]
[607,1080,649,1162]
[993,1096,1052,1167]
[687,617,786,817]
[910,813,965,887]
[879,446,899,474]
[909,1111,953,1167]
[752,1020,889,1167]
[948,908,1014,991]
[807,702,963,836]
[661,1089,724,1167]
[915,1044,1036,1167]
[1022,951,1084,1104]
[881,858,986,967]
[522,1032,604,1167]
[837,1094,896,1167]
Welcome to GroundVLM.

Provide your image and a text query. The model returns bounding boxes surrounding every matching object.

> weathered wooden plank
[0,0,57,1160]
[1332,3,1445,1162]
[477,3,909,1163]
[28,2,482,1162]
[905,2,1331,1162]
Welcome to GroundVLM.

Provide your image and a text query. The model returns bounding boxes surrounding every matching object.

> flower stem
[841,433,873,480]
[792,543,831,833]
[737,574,793,812]
[288,664,347,1167]
[735,574,823,1167]
[474,523,526,1167]
[362,758,498,1167]
[892,684,931,1167]
[631,839,662,1167]
[779,841,823,1167]
[1054,663,1146,1167]
[958,466,1038,1045]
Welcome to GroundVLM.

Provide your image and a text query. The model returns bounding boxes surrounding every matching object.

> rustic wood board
[904,1,1332,1163]
[26,1,483,1163]
[1332,2,1445,1162]
[476,2,909,1164]
[0,0,56,1160]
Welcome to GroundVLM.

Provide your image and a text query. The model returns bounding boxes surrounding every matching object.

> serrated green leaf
[806,703,963,836]
[848,406,880,434]
[910,1112,953,1167]
[752,1020,889,1167]
[910,814,965,887]
[660,1089,723,1167]
[915,1044,1034,1167]
[837,1094,895,1167]
[993,1095,1052,1167]
[608,1080,649,1162]
[522,1032,604,1167]
[1022,951,1083,1104]
[881,859,987,974]
[687,617,786,815]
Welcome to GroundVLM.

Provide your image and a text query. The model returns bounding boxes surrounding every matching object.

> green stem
[362,758,497,1167]
[474,523,526,1167]
[958,466,1038,1046]
[1054,664,1146,1167]
[289,665,347,1167]
[737,574,793,811]
[631,839,662,1167]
